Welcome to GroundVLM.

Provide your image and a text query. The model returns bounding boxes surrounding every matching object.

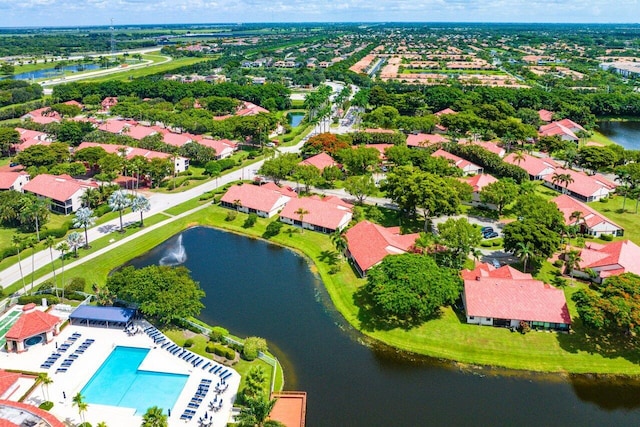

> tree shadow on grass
[556,319,640,367]
[318,250,340,266]
[353,286,441,333]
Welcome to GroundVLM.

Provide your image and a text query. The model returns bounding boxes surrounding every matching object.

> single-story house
[571,240,640,282]
[553,194,623,237]
[14,128,52,152]
[23,174,97,214]
[543,168,617,202]
[365,144,394,160]
[194,137,238,159]
[462,173,498,203]
[503,152,558,180]
[21,108,61,125]
[5,304,61,353]
[77,142,189,174]
[236,101,270,116]
[406,133,447,148]
[344,220,419,277]
[538,109,554,123]
[220,182,295,218]
[431,149,483,175]
[461,263,571,331]
[280,195,353,234]
[467,140,506,157]
[539,121,581,142]
[298,153,338,171]
[101,97,118,110]
[0,172,29,192]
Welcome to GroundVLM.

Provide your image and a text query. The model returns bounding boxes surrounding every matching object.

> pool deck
[0,316,240,427]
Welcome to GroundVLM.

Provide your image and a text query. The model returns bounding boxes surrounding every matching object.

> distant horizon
[0,0,638,28]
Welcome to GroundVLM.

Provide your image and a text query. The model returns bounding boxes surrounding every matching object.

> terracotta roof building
[21,108,61,125]
[77,142,189,174]
[221,183,295,218]
[5,304,61,353]
[0,172,29,192]
[503,152,558,180]
[406,133,447,148]
[461,263,571,331]
[543,168,617,202]
[345,220,419,276]
[538,109,554,122]
[0,400,65,427]
[432,149,483,175]
[23,174,96,214]
[553,194,623,237]
[280,195,353,234]
[572,240,640,282]
[298,153,338,171]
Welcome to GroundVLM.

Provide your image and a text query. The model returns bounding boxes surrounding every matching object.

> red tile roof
[192,137,238,156]
[221,183,293,213]
[101,97,118,109]
[77,142,177,162]
[280,195,353,231]
[539,121,578,140]
[556,118,585,132]
[435,108,457,116]
[577,240,640,277]
[236,101,269,116]
[0,172,27,190]
[462,262,533,281]
[543,168,617,199]
[466,140,505,157]
[463,173,498,192]
[6,310,60,340]
[345,220,419,272]
[22,108,61,124]
[0,371,20,397]
[503,152,558,177]
[538,109,554,122]
[464,276,571,324]
[553,194,622,231]
[365,144,393,159]
[364,128,395,134]
[23,174,94,202]
[406,133,447,147]
[432,149,481,172]
[299,153,337,170]
[0,400,64,427]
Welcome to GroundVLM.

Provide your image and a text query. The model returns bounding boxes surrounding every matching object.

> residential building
[220,182,295,218]
[572,240,640,282]
[280,195,353,234]
[463,173,498,204]
[298,153,338,171]
[538,109,554,123]
[23,174,96,214]
[344,220,419,277]
[406,133,447,148]
[539,119,585,142]
[432,149,483,175]
[77,142,189,174]
[553,194,623,237]
[503,152,558,180]
[467,140,505,157]
[101,97,118,110]
[0,172,30,192]
[461,263,571,331]
[543,168,617,202]
[21,108,61,125]
[194,137,238,159]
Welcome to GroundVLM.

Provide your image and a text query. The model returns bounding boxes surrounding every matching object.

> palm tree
[96,422,108,427]
[73,207,96,248]
[515,241,532,272]
[331,230,347,256]
[108,190,131,232]
[20,197,48,241]
[236,396,278,427]
[564,249,583,284]
[37,372,53,402]
[67,232,85,258]
[43,236,58,296]
[615,168,632,212]
[80,187,100,209]
[561,173,574,194]
[294,207,309,233]
[27,237,37,294]
[72,392,88,425]
[512,150,526,166]
[12,234,26,295]
[130,194,151,227]
[141,406,168,427]
[55,241,69,297]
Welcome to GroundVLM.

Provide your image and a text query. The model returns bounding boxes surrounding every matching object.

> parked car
[484,232,499,239]
[481,226,493,234]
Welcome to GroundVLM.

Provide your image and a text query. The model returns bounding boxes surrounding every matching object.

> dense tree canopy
[503,219,561,262]
[258,153,300,184]
[106,265,205,324]
[365,253,462,324]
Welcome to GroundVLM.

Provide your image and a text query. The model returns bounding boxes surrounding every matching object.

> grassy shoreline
[50,202,640,376]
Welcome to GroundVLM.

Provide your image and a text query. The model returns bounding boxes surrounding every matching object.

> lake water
[288,112,305,128]
[128,226,640,426]
[597,121,640,150]
[1,63,101,81]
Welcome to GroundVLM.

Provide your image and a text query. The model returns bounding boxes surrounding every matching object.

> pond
[288,112,305,128]
[0,63,101,81]
[128,226,640,426]
[597,120,640,150]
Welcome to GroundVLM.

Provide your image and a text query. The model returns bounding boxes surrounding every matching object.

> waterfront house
[221,182,295,218]
[279,195,352,234]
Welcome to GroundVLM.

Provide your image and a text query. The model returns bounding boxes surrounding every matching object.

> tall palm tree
[615,168,632,212]
[512,150,526,166]
[141,406,168,427]
[130,194,151,227]
[331,230,347,256]
[515,241,532,272]
[37,372,53,402]
[73,207,96,248]
[236,396,278,427]
[12,234,26,295]
[80,187,100,209]
[108,190,131,232]
[20,197,48,241]
[55,241,69,297]
[72,392,88,424]
[66,232,85,258]
[27,237,37,294]
[294,207,309,233]
[561,173,574,194]
[43,236,57,295]
[564,249,583,284]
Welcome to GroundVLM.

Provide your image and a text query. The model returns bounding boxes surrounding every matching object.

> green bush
[206,342,215,353]
[65,277,86,293]
[200,191,216,201]
[225,348,235,360]
[17,295,60,305]
[480,241,493,247]
[179,169,193,176]
[94,204,112,217]
[184,338,194,348]
[491,239,503,247]
[242,336,268,361]
[243,213,258,228]
[600,233,614,241]
[0,246,18,262]
[225,210,238,222]
[78,423,92,427]
[209,326,228,342]
[39,401,53,411]
[41,221,71,239]
[263,221,283,239]
[65,292,86,301]
[553,260,564,268]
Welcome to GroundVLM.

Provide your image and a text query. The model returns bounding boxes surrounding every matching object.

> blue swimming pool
[81,346,188,415]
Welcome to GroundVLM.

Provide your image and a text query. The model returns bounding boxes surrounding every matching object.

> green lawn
[588,131,617,146]
[84,55,209,82]
[588,195,640,245]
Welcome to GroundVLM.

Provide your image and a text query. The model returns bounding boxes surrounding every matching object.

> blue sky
[0,0,639,27]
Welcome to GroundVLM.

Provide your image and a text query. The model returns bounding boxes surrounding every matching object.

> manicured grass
[84,56,208,82]
[588,131,617,146]
[588,195,640,246]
